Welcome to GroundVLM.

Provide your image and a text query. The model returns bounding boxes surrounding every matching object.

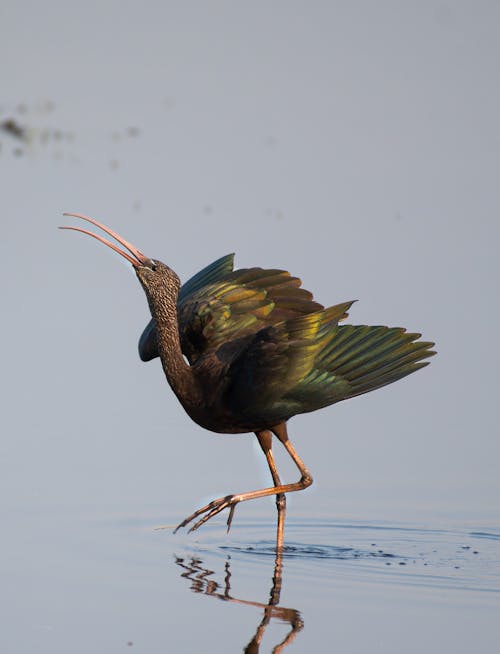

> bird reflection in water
[175,547,303,653]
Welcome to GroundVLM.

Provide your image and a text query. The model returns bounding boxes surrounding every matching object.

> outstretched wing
[178,266,324,364]
[178,253,236,301]
[139,253,235,361]
[138,254,324,364]
[227,307,435,424]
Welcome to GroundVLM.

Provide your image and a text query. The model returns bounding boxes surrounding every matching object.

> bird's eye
[151,261,157,271]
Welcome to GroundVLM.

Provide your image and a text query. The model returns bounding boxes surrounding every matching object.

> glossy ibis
[61,214,435,548]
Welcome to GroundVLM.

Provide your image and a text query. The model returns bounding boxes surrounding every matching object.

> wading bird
[61,214,435,549]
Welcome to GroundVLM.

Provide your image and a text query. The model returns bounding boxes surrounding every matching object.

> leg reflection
[175,546,303,653]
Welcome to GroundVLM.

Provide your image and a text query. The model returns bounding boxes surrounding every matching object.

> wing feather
[178,267,324,363]
[227,308,435,423]
[138,254,324,364]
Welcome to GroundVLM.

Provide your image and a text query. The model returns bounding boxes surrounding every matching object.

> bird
[60,213,435,548]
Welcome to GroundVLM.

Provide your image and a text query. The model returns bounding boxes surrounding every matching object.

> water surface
[5,507,498,653]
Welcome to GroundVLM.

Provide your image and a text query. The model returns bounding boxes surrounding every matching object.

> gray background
[1,2,499,652]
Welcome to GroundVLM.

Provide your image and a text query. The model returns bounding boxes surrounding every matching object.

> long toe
[174,494,236,533]
[188,499,237,533]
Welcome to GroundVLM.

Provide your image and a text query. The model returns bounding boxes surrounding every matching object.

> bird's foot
[174,494,239,534]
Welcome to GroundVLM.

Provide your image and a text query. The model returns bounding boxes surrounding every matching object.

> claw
[226,505,236,533]
[174,494,238,533]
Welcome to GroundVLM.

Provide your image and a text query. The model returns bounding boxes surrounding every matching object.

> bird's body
[61,214,436,547]
[139,253,432,435]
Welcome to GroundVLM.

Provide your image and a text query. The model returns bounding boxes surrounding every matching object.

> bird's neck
[146,289,202,408]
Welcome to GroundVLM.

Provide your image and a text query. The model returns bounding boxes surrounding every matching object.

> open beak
[59,213,151,268]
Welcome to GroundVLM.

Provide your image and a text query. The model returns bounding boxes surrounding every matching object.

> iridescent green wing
[227,307,435,423]
[177,266,324,364]
[138,254,235,361]
[287,323,436,414]
[226,304,352,420]
[178,253,236,301]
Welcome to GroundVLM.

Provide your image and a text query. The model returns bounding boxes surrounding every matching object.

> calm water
[4,506,498,653]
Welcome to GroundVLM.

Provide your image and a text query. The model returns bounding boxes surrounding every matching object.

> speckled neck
[145,286,202,409]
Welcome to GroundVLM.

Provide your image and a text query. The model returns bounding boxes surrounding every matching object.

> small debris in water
[1,118,27,140]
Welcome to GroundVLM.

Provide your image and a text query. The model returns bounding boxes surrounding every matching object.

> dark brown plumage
[61,214,436,548]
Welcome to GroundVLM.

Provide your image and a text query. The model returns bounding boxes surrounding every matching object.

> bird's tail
[316,323,436,400]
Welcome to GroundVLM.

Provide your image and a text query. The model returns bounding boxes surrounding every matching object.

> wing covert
[139,254,325,365]
[177,266,324,364]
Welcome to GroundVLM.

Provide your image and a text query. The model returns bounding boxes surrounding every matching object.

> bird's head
[59,213,180,299]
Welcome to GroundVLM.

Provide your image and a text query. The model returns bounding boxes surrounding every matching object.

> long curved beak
[59,213,150,268]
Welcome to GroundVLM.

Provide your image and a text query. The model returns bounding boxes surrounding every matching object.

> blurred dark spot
[127,126,140,138]
[1,118,27,140]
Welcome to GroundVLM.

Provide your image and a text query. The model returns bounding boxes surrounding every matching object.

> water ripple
[221,541,398,560]
[187,520,500,594]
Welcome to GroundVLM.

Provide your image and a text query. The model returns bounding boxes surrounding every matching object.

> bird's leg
[174,422,313,535]
[256,430,286,552]
[270,423,313,490]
